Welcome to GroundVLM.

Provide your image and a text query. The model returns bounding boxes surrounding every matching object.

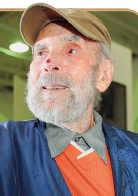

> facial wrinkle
[62,34,80,42]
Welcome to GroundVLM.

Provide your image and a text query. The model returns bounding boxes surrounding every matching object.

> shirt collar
[82,111,107,164]
[45,124,75,157]
[44,110,107,164]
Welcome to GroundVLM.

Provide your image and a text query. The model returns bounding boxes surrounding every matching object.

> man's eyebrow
[32,34,80,53]
[62,35,80,42]
[33,44,47,53]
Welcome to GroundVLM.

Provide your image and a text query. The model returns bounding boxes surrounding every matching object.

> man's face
[26,23,101,126]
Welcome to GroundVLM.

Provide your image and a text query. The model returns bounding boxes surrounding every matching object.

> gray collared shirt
[44,110,107,164]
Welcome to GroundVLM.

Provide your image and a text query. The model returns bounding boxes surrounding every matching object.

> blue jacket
[0,119,138,196]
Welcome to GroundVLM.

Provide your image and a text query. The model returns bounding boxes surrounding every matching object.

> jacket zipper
[118,158,123,196]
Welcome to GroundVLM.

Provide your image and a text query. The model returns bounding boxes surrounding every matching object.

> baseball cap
[20,3,111,49]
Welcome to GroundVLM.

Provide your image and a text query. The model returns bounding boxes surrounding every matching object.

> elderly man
[0,3,138,196]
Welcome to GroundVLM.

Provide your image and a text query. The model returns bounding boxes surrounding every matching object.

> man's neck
[62,104,94,134]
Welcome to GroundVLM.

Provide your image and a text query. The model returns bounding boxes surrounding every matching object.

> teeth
[43,86,67,89]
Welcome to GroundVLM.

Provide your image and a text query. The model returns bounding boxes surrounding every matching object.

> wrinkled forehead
[33,35,81,54]
[35,22,83,42]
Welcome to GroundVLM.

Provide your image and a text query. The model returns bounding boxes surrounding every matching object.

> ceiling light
[9,42,29,53]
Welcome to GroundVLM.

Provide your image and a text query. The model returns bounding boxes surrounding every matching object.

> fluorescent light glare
[9,42,29,53]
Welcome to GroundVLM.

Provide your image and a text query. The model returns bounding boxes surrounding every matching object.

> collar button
[75,137,80,142]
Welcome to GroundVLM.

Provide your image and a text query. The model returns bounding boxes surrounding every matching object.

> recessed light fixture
[9,42,29,53]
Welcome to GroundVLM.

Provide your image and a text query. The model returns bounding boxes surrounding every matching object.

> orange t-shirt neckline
[55,142,115,196]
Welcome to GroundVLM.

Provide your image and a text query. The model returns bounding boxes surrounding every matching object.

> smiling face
[26,22,102,126]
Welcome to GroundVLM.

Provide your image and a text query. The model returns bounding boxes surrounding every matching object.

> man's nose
[42,52,60,73]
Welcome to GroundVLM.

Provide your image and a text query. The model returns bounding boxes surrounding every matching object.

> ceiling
[0,9,138,90]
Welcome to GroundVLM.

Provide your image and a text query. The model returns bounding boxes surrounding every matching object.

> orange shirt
[55,143,115,196]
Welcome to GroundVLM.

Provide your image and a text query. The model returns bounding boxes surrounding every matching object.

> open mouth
[43,86,68,90]
[42,83,68,90]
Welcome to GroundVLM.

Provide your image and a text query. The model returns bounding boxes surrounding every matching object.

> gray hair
[100,42,115,64]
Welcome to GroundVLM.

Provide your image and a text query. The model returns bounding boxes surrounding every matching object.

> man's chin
[35,109,67,127]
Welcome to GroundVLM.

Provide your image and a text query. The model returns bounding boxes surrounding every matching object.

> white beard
[26,66,97,127]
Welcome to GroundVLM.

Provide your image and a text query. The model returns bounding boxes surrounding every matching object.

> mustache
[27,72,74,88]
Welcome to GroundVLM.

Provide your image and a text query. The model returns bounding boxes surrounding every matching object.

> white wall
[111,41,133,131]
[0,112,8,123]
[13,75,34,121]
[0,89,13,121]
[133,57,138,133]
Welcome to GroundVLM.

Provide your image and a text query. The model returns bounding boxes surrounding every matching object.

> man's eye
[68,49,77,54]
[38,51,45,56]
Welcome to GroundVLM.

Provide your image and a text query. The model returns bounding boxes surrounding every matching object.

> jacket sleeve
[0,121,18,196]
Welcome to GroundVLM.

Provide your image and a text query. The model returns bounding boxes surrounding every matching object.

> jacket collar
[102,121,123,196]
[102,120,138,196]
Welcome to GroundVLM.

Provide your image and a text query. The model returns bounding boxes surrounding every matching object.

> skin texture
[27,23,114,134]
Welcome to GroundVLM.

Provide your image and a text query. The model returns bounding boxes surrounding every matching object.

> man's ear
[96,59,114,92]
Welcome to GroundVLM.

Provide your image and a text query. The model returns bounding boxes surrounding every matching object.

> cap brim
[20,3,104,47]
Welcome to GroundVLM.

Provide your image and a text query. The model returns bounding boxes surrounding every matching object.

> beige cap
[20,3,111,49]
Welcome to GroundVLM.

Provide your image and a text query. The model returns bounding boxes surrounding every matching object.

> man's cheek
[70,59,88,79]
[29,63,41,83]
